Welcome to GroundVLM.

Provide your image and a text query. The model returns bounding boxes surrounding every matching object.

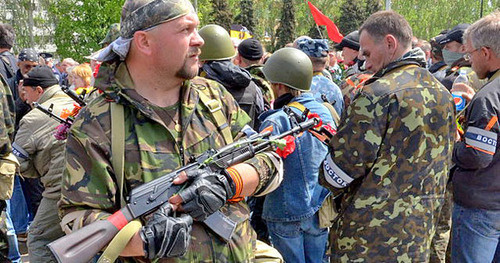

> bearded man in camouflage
[319,11,456,262]
[58,0,283,262]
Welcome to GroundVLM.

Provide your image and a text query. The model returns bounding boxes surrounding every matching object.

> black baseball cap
[334,30,360,51]
[438,24,470,45]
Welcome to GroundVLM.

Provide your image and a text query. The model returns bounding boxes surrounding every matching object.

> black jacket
[453,70,500,210]
[202,60,265,129]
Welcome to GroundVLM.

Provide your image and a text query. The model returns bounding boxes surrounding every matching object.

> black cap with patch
[438,24,470,45]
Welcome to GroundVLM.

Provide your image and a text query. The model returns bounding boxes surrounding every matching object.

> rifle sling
[110,102,126,207]
[97,220,142,263]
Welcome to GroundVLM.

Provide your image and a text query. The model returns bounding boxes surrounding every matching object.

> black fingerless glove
[140,203,193,259]
[178,168,235,221]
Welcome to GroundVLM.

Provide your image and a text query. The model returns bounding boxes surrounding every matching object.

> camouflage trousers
[429,184,453,263]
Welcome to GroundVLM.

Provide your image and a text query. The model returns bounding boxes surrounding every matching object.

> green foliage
[3,0,498,60]
[392,0,499,40]
[337,0,382,35]
[233,0,256,33]
[48,0,121,62]
[209,0,233,31]
[275,0,295,50]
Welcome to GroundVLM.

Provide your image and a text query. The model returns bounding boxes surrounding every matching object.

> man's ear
[481,46,493,61]
[132,31,153,56]
[36,86,44,94]
[385,34,398,53]
[459,44,467,53]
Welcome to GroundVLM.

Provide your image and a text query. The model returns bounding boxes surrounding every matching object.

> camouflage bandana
[297,38,329,58]
[121,0,195,39]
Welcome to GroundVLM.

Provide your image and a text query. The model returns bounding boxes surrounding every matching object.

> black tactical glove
[178,168,235,221]
[140,203,193,259]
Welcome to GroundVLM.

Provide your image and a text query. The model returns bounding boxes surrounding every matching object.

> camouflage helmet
[262,47,313,91]
[199,24,236,61]
[100,23,120,46]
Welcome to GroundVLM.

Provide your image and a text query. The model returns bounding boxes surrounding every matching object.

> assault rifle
[32,102,73,126]
[61,85,87,107]
[48,117,320,263]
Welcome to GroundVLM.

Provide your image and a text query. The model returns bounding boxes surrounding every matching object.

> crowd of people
[0,0,498,262]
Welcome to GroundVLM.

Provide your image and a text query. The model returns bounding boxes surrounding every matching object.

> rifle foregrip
[48,209,133,263]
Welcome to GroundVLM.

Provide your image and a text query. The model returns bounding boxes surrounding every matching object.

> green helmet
[262,47,313,91]
[100,23,120,46]
[199,24,236,61]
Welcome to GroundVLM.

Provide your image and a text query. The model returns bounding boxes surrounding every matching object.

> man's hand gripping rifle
[47,117,320,263]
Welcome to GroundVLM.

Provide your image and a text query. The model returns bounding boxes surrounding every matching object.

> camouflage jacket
[320,52,455,262]
[0,77,14,156]
[245,64,275,104]
[59,62,282,262]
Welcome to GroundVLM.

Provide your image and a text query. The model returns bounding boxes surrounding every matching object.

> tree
[337,0,382,35]
[1,0,56,53]
[48,0,121,62]
[233,0,255,34]
[275,0,295,50]
[209,0,233,31]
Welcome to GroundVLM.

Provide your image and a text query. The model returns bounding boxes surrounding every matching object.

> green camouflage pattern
[246,65,275,103]
[429,183,452,263]
[121,0,194,39]
[0,77,14,152]
[100,23,121,46]
[320,58,455,262]
[59,61,281,262]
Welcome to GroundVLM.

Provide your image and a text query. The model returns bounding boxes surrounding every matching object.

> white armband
[465,126,497,154]
[323,153,354,189]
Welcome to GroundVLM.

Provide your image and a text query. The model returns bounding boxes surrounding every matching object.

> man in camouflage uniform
[0,67,20,262]
[319,11,455,262]
[59,0,283,262]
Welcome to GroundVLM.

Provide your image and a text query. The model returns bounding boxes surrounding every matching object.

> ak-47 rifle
[32,102,73,126]
[47,117,320,263]
[61,85,87,107]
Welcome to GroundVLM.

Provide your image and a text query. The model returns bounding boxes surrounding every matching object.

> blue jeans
[10,176,30,234]
[267,213,328,263]
[5,200,21,263]
[452,203,500,263]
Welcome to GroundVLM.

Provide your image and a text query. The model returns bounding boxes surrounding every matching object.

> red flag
[307,1,343,43]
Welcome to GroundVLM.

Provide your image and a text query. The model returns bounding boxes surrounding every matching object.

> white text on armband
[323,153,354,189]
[465,126,498,154]
[12,142,29,160]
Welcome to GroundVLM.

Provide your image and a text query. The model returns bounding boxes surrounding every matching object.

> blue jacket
[259,93,332,222]
[310,74,343,116]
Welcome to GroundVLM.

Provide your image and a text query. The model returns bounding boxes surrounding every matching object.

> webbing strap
[287,101,306,113]
[110,102,126,207]
[321,102,340,127]
[288,101,340,128]
[197,90,233,144]
[97,220,142,263]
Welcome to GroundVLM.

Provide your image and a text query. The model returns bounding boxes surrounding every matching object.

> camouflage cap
[121,0,195,39]
[100,23,120,46]
[296,38,329,58]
